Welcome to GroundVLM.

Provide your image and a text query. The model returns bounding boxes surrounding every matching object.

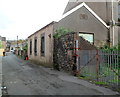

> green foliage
[99,43,119,51]
[23,44,28,51]
[99,42,120,69]
[0,41,3,49]
[53,27,73,39]
[118,41,120,51]
[53,64,59,71]
[78,75,91,80]
[108,79,120,83]
[95,81,107,85]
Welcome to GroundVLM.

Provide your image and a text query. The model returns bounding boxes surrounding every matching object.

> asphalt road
[2,52,119,95]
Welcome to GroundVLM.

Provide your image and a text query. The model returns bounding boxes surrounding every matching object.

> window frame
[30,39,32,55]
[41,33,45,56]
[34,37,37,56]
[79,32,94,45]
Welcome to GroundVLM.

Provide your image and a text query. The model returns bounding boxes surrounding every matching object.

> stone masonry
[53,32,96,72]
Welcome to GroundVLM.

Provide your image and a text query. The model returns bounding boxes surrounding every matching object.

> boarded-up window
[41,33,45,56]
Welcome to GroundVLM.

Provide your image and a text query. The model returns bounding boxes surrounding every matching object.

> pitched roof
[60,2,109,29]
[28,21,56,38]
[63,1,82,14]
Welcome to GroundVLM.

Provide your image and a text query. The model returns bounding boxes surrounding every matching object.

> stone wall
[53,32,75,71]
[53,32,97,71]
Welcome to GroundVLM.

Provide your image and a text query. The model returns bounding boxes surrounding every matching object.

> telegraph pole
[16,35,18,55]
[17,36,18,48]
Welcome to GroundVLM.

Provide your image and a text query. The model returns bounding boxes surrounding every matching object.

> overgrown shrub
[53,27,73,39]
[99,42,120,69]
[23,44,28,51]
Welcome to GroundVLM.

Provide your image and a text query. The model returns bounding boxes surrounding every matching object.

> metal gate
[77,50,120,88]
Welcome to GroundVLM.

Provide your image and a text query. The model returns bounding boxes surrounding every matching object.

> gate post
[73,32,79,75]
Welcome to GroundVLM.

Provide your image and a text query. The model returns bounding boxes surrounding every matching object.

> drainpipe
[106,1,111,47]
[111,0,115,46]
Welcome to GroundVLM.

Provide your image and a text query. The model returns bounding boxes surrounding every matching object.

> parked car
[10,49,14,53]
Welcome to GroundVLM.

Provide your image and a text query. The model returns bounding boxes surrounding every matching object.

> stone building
[0,36,6,50]
[0,36,6,56]
[27,0,120,66]
[56,0,119,47]
[6,41,11,52]
[28,21,57,66]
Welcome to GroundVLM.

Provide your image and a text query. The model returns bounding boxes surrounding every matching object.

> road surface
[2,52,119,95]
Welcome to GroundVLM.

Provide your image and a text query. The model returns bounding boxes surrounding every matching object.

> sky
[0,0,69,40]
[79,33,93,43]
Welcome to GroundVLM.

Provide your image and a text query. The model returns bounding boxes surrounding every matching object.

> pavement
[2,52,120,95]
[42,67,119,95]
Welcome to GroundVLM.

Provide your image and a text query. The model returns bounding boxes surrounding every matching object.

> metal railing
[78,50,120,88]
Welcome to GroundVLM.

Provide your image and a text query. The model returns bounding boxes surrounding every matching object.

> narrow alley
[1,52,119,95]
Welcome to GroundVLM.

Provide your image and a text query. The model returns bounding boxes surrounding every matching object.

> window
[30,39,32,55]
[41,33,45,56]
[79,32,94,44]
[48,34,52,52]
[34,37,37,56]
[118,3,120,22]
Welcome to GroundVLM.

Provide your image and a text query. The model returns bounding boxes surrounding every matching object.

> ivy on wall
[53,27,73,39]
